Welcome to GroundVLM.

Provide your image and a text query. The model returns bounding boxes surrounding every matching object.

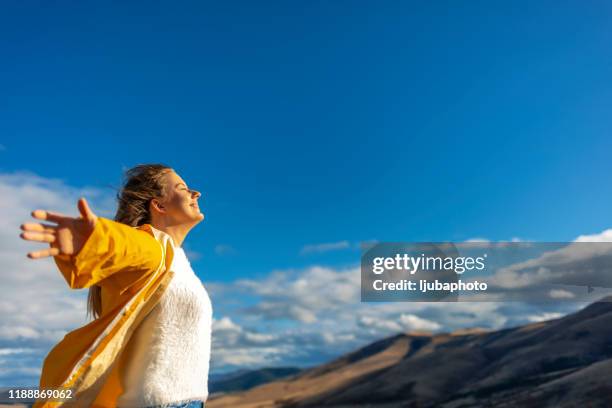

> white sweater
[117,246,213,408]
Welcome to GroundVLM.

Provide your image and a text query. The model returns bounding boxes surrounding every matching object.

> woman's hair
[86,163,173,320]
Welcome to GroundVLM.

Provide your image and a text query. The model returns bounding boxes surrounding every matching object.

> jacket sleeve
[53,217,164,289]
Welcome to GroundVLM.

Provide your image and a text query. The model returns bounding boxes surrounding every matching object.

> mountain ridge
[208,298,612,407]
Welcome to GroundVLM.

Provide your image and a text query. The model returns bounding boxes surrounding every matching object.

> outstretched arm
[21,197,98,259]
[20,198,162,289]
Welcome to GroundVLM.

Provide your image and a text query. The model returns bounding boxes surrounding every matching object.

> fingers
[20,222,57,234]
[77,197,96,222]
[30,197,97,224]
[20,231,56,243]
[27,247,60,259]
[31,209,70,224]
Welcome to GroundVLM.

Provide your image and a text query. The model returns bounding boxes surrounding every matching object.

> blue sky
[2,1,612,385]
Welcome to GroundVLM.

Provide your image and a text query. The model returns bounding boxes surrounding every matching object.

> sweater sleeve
[53,217,163,289]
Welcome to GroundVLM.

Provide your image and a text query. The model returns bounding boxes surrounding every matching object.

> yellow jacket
[33,217,177,408]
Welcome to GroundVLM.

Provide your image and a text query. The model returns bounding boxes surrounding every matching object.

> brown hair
[86,164,173,320]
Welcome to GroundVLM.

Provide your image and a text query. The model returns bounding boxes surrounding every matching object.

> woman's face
[155,170,204,226]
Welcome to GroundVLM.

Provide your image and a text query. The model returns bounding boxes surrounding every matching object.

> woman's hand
[20,197,98,259]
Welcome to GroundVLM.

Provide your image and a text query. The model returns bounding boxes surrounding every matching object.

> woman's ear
[150,198,166,214]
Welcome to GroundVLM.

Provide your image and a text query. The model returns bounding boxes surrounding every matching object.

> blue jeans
[146,401,204,408]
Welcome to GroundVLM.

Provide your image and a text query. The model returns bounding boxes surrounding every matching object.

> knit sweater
[116,246,213,408]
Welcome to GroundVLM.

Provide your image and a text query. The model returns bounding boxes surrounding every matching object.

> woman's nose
[191,190,201,199]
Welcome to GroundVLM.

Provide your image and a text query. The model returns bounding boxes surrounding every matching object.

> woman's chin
[188,206,205,222]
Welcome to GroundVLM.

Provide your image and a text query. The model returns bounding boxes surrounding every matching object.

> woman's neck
[152,222,191,247]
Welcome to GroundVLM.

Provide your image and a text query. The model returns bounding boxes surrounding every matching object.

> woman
[20,164,211,408]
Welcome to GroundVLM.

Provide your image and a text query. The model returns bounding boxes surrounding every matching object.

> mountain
[209,367,303,394]
[207,298,612,407]
[209,369,252,384]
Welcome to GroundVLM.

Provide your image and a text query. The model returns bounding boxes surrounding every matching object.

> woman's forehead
[165,171,187,187]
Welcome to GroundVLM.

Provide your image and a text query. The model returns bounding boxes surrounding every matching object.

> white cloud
[0,326,40,340]
[0,171,114,386]
[526,312,563,323]
[398,314,441,332]
[357,316,402,333]
[356,314,440,335]
[488,236,612,295]
[321,332,355,345]
[357,314,441,335]
[236,266,360,323]
[0,348,37,356]
[185,250,203,261]
[300,240,350,255]
[214,244,237,256]
[358,240,380,251]
[549,289,575,299]
[210,316,290,368]
[465,237,528,243]
[212,347,287,367]
[0,366,40,378]
[574,229,612,242]
[213,317,242,332]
